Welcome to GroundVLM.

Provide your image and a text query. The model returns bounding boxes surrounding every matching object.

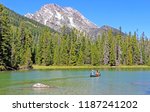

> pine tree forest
[0,4,150,70]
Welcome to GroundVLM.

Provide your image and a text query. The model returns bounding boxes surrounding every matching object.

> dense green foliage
[0,4,12,69]
[0,4,150,70]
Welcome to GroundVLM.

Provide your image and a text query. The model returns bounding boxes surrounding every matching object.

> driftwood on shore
[32,83,50,88]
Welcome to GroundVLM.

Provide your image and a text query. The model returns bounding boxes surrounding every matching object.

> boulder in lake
[32,83,50,88]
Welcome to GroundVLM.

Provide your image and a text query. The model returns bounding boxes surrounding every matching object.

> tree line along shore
[33,65,150,70]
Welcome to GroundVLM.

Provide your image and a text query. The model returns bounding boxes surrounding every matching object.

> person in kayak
[95,70,100,77]
[90,70,95,76]
[91,70,95,76]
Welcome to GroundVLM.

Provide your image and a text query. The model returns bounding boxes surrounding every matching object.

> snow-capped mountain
[25,4,123,37]
[25,4,98,33]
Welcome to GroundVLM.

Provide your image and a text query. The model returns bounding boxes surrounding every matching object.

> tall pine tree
[0,4,12,69]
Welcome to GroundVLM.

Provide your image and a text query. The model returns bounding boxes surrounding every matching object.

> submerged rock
[32,83,50,88]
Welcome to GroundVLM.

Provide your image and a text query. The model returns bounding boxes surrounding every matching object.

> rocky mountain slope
[25,4,122,37]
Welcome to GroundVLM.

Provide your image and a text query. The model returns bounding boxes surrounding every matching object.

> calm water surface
[0,69,150,95]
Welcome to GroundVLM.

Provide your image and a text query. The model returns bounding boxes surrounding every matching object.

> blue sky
[0,0,150,37]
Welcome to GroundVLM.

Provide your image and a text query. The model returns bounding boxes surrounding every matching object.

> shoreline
[33,65,150,70]
[1,65,150,71]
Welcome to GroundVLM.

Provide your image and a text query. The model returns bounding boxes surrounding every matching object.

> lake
[0,69,150,95]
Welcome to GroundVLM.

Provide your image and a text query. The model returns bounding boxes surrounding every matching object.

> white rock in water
[32,83,50,88]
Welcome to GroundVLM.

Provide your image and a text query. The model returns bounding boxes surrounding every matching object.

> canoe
[90,75,100,77]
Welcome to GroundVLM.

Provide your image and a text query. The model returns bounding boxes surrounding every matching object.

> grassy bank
[33,65,150,70]
[1,65,150,71]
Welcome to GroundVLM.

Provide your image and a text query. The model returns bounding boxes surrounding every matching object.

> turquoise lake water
[0,69,150,95]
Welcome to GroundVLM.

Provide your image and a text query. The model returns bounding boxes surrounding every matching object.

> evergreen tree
[12,22,33,68]
[68,29,79,65]
[53,33,60,65]
[84,37,91,64]
[131,32,140,64]
[0,4,12,69]
[98,34,105,65]
[107,30,116,66]
[69,43,77,65]
[18,22,26,65]
[120,36,127,65]
[91,43,99,66]
[145,38,150,65]
[139,33,145,64]
[24,47,32,68]
[23,28,33,68]
[41,29,52,65]
[147,56,150,66]
[126,33,133,65]
[115,27,122,65]
[59,35,69,65]
[77,47,84,65]
[103,36,109,65]
[35,32,43,65]
[77,35,86,65]
[10,26,20,68]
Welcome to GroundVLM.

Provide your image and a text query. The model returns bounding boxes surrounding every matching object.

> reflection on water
[0,69,150,95]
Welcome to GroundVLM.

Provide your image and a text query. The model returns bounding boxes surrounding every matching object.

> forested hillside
[0,4,53,70]
[0,4,150,70]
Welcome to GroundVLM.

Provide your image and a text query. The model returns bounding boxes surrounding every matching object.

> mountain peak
[42,4,61,9]
[25,3,98,34]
